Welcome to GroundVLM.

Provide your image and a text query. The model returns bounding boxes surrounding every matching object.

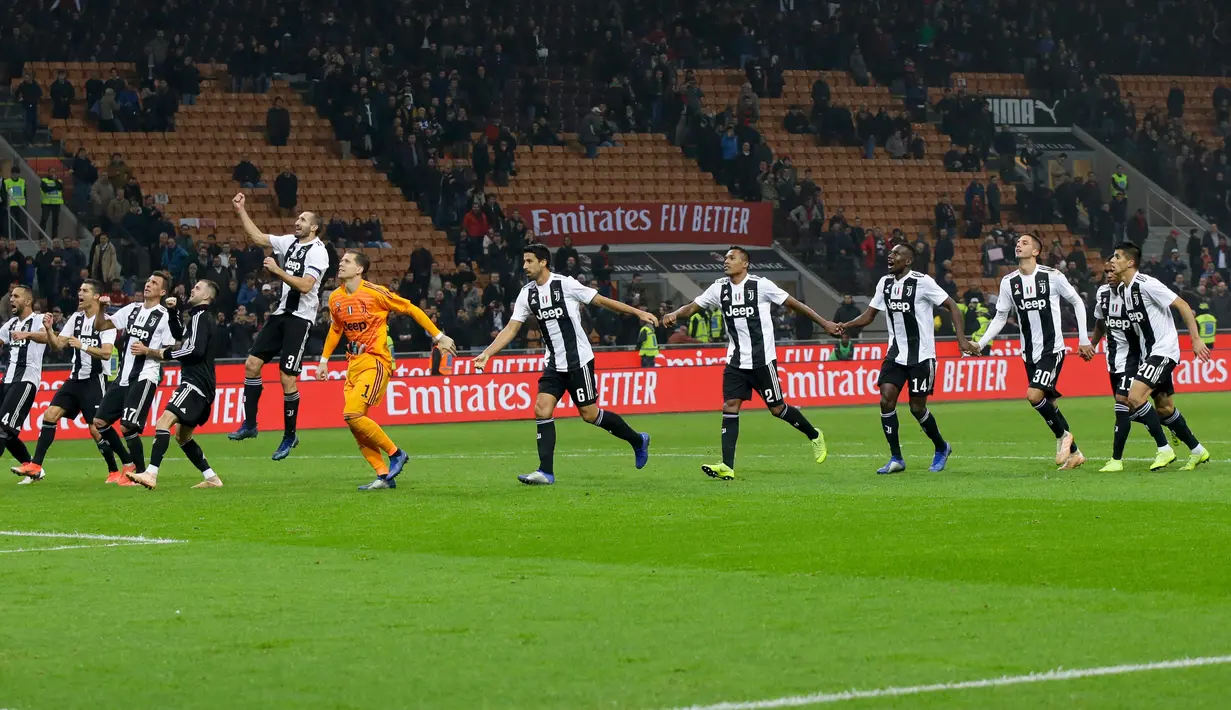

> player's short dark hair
[1022,233,1043,253]
[728,246,751,263]
[151,270,172,291]
[11,284,32,298]
[82,279,104,296]
[198,279,219,301]
[305,211,324,234]
[523,244,552,265]
[892,243,915,263]
[1114,241,1141,268]
[346,250,371,276]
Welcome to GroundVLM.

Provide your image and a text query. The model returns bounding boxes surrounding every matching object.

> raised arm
[42,314,68,349]
[165,311,211,363]
[233,192,272,248]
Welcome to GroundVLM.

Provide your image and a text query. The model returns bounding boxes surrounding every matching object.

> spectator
[579,107,603,159]
[98,88,121,132]
[885,131,906,159]
[934,195,957,236]
[15,72,41,145]
[232,160,265,188]
[913,233,932,276]
[89,232,121,284]
[986,177,1002,225]
[266,96,291,146]
[833,293,860,335]
[554,236,580,273]
[49,70,74,120]
[1167,81,1185,119]
[274,169,298,217]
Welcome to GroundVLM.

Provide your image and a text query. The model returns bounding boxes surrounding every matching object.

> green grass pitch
[2,394,1230,709]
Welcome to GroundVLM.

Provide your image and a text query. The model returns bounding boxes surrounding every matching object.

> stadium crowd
[4,0,1228,357]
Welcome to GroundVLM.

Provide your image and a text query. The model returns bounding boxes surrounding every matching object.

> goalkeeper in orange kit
[318,251,456,490]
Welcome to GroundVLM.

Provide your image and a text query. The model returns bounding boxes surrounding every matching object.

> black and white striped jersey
[993,265,1085,363]
[61,310,116,380]
[695,275,789,370]
[1119,272,1181,362]
[1094,284,1142,373]
[268,234,330,321]
[869,271,951,366]
[512,273,598,372]
[0,313,47,384]
[107,302,175,386]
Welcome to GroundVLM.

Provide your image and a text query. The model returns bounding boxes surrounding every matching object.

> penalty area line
[662,654,1231,710]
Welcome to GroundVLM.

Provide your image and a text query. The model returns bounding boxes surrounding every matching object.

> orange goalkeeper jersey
[323,281,441,365]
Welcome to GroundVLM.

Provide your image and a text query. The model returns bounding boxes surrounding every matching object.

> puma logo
[1033,99,1059,123]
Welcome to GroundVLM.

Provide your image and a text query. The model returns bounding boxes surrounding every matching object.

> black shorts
[878,359,937,396]
[1109,370,1134,398]
[1134,355,1176,396]
[538,360,598,407]
[1025,352,1065,398]
[0,381,37,433]
[50,375,106,421]
[95,379,158,430]
[722,363,784,406]
[249,314,313,375]
[165,383,213,428]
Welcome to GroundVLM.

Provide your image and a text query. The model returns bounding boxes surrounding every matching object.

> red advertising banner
[343,336,1199,377]
[18,345,1228,441]
[513,202,773,247]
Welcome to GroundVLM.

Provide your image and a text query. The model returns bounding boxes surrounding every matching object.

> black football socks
[721,413,740,468]
[536,418,556,474]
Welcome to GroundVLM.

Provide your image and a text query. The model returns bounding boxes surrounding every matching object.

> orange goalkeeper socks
[347,416,397,456]
[357,442,388,475]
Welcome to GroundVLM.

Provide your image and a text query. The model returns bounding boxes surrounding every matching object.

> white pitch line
[0,542,178,554]
[0,531,186,543]
[665,655,1231,710]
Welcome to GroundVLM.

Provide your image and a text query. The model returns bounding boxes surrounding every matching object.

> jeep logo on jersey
[724,305,756,318]
[984,96,1063,127]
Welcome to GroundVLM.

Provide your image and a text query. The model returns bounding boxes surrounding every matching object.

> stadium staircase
[23,62,449,284]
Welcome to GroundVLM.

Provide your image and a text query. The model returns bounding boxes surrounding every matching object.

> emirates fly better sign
[516,202,773,247]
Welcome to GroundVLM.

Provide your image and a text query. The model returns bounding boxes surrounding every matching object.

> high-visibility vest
[1111,172,1128,197]
[1196,313,1216,346]
[5,178,26,207]
[638,325,659,357]
[828,342,854,360]
[973,313,991,341]
[431,343,453,375]
[688,311,710,342]
[709,310,724,340]
[40,178,63,205]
